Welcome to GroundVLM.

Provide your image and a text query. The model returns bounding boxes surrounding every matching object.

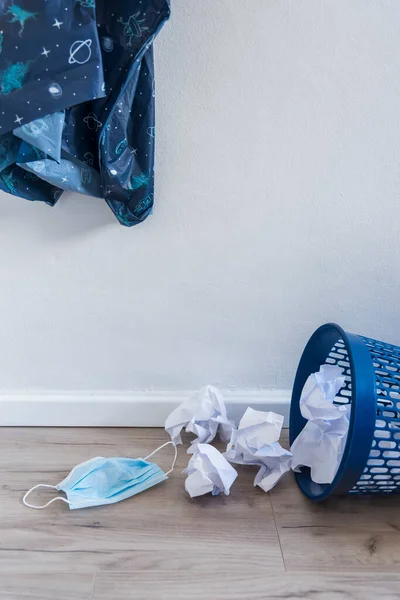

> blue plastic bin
[290,323,400,500]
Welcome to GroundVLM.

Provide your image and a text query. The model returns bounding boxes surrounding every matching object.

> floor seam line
[269,492,287,573]
[89,571,97,600]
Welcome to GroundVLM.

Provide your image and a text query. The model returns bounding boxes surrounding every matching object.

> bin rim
[289,323,376,500]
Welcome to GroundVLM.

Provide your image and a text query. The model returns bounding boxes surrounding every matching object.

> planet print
[22,118,49,137]
[83,112,102,131]
[68,39,92,65]
[102,36,114,52]
[32,161,46,173]
[48,83,62,99]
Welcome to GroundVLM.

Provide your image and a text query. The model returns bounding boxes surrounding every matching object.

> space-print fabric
[0,0,170,227]
[0,1,105,135]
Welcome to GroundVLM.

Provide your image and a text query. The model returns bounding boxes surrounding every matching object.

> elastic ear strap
[144,440,178,475]
[23,484,70,510]
[166,443,178,476]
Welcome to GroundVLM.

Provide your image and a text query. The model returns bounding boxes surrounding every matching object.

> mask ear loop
[23,484,70,510]
[144,440,178,476]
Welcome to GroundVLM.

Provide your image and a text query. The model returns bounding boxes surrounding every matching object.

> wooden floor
[1,428,400,599]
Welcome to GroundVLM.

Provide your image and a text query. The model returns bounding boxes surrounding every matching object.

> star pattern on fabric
[0,0,171,226]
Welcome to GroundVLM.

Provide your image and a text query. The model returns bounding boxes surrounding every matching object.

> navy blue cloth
[0,0,170,226]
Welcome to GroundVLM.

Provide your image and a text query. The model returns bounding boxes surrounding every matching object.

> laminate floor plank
[271,432,400,571]
[0,573,94,600]
[92,571,400,600]
[0,428,284,574]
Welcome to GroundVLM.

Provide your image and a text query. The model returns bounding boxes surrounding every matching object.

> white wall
[1,0,400,393]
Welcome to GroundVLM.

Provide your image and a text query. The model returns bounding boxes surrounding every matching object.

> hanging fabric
[0,0,170,227]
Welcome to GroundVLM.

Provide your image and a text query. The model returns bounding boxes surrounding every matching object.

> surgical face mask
[23,441,177,510]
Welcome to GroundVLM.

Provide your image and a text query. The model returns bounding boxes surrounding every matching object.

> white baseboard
[0,389,291,427]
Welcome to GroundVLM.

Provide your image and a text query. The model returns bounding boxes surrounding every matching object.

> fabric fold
[0,0,170,226]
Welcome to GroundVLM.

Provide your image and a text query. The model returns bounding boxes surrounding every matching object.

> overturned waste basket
[290,323,400,500]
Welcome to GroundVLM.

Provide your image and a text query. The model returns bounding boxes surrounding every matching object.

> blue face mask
[23,442,177,510]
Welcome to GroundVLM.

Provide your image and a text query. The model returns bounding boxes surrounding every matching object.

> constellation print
[118,12,149,47]
[7,5,37,37]
[0,61,30,95]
